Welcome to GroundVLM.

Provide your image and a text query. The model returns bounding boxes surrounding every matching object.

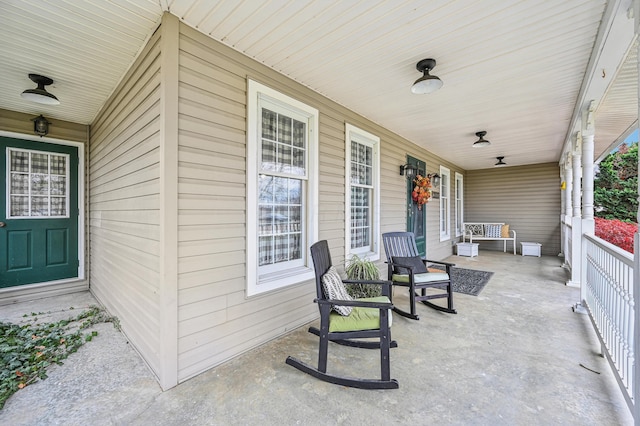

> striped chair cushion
[321,266,353,316]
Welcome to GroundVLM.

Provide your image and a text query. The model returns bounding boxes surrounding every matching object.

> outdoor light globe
[411,76,443,94]
[21,90,60,105]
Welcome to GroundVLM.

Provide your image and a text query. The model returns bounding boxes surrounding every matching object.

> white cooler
[457,242,479,257]
[521,242,541,257]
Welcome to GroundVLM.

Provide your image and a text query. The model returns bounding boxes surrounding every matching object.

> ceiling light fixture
[495,156,507,167]
[473,131,491,148]
[21,74,60,105]
[411,58,443,94]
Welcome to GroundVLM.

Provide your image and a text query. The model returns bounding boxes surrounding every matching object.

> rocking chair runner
[285,240,399,389]
[382,232,457,319]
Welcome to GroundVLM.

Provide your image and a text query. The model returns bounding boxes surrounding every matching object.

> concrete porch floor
[0,251,634,425]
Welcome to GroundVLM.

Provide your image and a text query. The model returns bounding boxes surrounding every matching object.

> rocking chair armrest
[342,279,393,289]
[315,298,394,310]
[424,258,455,267]
[385,260,413,269]
[385,260,424,273]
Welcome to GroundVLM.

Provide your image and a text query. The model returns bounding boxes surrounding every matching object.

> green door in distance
[405,155,426,257]
[0,137,79,288]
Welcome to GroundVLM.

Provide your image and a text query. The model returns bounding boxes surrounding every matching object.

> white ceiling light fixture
[411,58,443,94]
[21,74,60,105]
[473,131,491,148]
[495,156,507,167]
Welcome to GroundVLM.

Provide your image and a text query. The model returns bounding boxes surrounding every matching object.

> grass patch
[0,305,118,409]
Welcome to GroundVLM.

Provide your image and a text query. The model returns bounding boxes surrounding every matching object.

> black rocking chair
[382,231,457,319]
[286,240,398,389]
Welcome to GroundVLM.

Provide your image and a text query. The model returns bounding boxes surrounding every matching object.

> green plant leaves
[344,254,382,298]
[0,305,117,409]
[595,142,638,222]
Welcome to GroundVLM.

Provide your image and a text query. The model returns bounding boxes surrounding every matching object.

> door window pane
[7,149,69,218]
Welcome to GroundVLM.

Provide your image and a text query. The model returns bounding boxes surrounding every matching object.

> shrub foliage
[594,143,638,222]
[594,217,637,254]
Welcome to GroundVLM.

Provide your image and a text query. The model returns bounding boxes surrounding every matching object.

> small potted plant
[344,254,382,298]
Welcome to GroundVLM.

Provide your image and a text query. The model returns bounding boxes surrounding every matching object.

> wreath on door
[411,175,432,210]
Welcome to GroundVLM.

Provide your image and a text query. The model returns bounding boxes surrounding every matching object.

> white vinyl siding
[465,163,561,255]
[345,123,380,260]
[89,30,162,377]
[455,172,464,237]
[175,24,317,384]
[440,166,451,241]
[81,14,472,390]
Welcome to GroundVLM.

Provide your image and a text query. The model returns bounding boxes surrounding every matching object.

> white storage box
[457,242,479,257]
[521,242,541,257]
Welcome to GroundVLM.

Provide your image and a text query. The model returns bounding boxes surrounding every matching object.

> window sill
[247,266,315,297]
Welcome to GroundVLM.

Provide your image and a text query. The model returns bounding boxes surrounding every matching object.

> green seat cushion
[392,272,449,283]
[329,296,393,332]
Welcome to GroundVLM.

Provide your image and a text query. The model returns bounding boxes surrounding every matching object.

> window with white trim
[7,148,70,218]
[247,80,319,296]
[455,172,464,237]
[439,166,451,241]
[345,124,380,260]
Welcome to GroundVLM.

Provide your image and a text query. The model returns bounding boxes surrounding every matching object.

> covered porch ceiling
[0,0,637,170]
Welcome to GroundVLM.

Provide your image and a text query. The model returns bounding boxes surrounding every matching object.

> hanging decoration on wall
[411,174,432,209]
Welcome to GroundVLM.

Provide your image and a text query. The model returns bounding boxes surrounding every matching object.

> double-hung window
[345,124,380,260]
[455,172,464,237]
[439,166,451,241]
[247,80,318,296]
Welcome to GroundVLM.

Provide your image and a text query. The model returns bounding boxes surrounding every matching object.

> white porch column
[568,133,582,287]
[581,101,596,224]
[560,162,566,221]
[560,162,566,257]
[565,153,574,217]
[633,0,640,422]
[580,103,596,304]
[562,154,574,267]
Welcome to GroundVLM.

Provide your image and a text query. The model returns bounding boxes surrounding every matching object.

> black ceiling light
[411,58,443,94]
[495,156,507,167]
[21,74,60,105]
[473,131,491,148]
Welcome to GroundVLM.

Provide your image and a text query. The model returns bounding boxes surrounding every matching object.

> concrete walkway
[0,251,633,425]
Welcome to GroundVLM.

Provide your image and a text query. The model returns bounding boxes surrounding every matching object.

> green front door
[0,137,79,288]
[406,155,426,256]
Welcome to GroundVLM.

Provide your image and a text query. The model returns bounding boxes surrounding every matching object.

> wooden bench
[462,222,517,255]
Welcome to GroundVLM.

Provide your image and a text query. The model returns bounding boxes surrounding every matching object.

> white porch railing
[563,219,572,268]
[583,233,635,412]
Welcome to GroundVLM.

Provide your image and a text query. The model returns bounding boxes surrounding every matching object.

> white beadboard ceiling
[0,0,636,170]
